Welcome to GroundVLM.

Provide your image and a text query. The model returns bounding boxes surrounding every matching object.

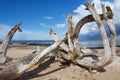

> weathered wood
[0,22,22,64]
[18,40,64,72]
[101,4,116,62]
[76,3,113,68]
[0,50,38,80]
[49,29,77,62]
[73,5,113,38]
[73,38,83,58]
[67,14,74,51]
[0,38,65,80]
[49,29,69,52]
[58,3,115,69]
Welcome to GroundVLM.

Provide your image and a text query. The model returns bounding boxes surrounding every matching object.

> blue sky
[0,0,120,40]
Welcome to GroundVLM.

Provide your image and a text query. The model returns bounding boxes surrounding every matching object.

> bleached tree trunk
[76,3,115,69]
[0,22,22,64]
[67,14,74,51]
[0,38,65,80]
[101,4,116,62]
[0,50,38,80]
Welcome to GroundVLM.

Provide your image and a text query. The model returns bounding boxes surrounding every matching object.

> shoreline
[1,43,120,49]
[0,43,120,80]
[0,39,120,48]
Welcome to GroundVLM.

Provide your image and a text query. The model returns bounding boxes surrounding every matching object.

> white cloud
[55,24,66,28]
[72,0,120,36]
[40,23,48,28]
[73,5,90,25]
[0,24,11,39]
[116,35,120,40]
[40,22,53,29]
[44,16,53,20]
[13,30,52,40]
[113,0,120,23]
[80,22,99,35]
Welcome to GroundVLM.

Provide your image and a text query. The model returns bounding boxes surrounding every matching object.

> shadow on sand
[17,56,106,80]
[17,57,66,80]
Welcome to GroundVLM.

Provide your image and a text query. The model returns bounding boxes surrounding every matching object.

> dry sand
[5,44,120,80]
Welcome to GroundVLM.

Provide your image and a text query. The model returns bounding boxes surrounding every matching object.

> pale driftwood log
[101,4,116,62]
[68,3,114,60]
[0,38,65,80]
[47,3,116,70]
[49,27,96,59]
[49,27,97,58]
[49,29,83,63]
[76,3,113,68]
[49,29,69,52]
[49,29,76,61]
[54,3,116,69]
[67,14,80,61]
[0,22,22,64]
[17,40,64,78]
[67,14,83,58]
[0,50,38,80]
[73,38,83,57]
[67,14,74,51]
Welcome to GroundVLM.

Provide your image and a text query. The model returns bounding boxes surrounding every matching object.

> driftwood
[0,38,66,80]
[0,2,116,80]
[0,22,22,64]
[76,3,114,68]
[50,3,116,69]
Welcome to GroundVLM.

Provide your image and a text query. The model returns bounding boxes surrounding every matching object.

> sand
[4,44,120,80]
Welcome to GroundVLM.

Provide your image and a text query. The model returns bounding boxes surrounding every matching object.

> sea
[10,40,120,48]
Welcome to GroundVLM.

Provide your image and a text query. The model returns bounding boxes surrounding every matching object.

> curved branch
[0,22,22,64]
[101,4,116,62]
[73,5,113,38]
[76,3,112,69]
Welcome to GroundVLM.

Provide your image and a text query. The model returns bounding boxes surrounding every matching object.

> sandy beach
[3,44,120,80]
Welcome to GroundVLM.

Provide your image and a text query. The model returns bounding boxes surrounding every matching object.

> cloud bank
[72,0,120,40]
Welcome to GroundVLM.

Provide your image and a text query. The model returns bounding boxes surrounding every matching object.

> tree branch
[0,22,22,64]
[73,5,113,38]
[101,4,116,62]
[76,3,112,68]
